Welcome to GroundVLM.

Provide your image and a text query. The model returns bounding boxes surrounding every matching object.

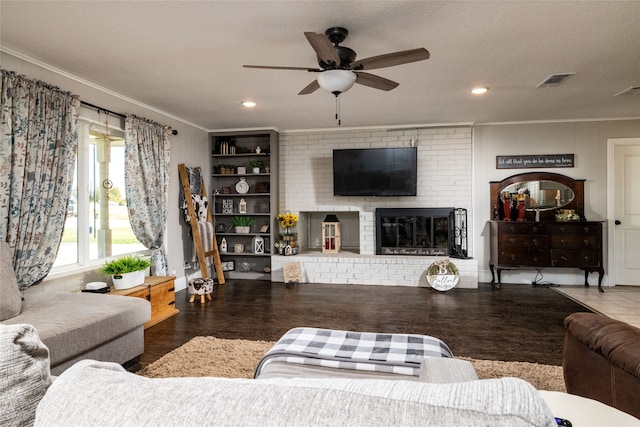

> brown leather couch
[563,312,640,419]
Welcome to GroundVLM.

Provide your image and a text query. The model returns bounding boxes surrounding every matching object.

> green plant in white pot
[248,159,263,174]
[99,255,151,290]
[232,216,254,233]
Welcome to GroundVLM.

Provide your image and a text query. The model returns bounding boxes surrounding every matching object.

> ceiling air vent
[537,73,576,88]
[614,86,640,96]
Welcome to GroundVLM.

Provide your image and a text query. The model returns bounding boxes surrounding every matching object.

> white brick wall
[275,126,476,287]
[271,253,478,288]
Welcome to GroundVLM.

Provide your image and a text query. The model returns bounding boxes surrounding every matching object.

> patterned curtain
[124,115,171,276]
[0,70,80,287]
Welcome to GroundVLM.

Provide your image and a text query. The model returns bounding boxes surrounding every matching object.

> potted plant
[99,255,151,290]
[232,216,254,233]
[248,159,263,174]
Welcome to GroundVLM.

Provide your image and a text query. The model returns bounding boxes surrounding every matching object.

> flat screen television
[333,147,417,196]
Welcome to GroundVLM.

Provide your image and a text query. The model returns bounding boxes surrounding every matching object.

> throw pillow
[0,241,22,321]
[0,324,52,427]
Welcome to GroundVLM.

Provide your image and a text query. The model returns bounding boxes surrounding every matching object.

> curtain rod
[80,100,178,135]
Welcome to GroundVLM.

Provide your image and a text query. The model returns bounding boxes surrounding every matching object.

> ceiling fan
[243,27,430,97]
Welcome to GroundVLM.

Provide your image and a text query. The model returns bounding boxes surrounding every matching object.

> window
[53,119,146,269]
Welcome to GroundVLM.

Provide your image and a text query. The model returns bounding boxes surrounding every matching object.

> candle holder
[516,193,526,221]
[501,192,512,221]
[517,200,526,221]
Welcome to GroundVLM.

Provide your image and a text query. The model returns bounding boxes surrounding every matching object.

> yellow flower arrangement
[277,211,298,229]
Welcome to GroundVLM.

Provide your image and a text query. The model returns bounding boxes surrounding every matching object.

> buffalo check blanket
[254,327,453,378]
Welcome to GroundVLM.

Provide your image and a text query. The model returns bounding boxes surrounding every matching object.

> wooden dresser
[489,221,604,291]
[489,171,605,292]
[110,276,179,329]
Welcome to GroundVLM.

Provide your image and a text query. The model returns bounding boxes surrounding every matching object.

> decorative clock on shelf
[235,177,249,194]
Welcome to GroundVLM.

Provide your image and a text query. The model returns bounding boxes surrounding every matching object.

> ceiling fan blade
[351,48,430,70]
[304,32,341,66]
[355,72,399,91]
[243,65,321,72]
[298,80,320,95]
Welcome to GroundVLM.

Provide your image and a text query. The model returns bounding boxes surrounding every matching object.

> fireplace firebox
[375,208,468,257]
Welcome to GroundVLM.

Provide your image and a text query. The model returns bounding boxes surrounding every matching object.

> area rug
[137,336,566,392]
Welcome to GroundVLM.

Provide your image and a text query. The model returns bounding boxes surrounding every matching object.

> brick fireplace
[272,126,476,287]
[271,207,475,287]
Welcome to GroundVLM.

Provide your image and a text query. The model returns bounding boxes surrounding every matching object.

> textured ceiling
[1,1,639,131]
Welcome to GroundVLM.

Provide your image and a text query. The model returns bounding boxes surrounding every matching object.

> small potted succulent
[232,216,254,233]
[248,159,263,174]
[98,255,151,290]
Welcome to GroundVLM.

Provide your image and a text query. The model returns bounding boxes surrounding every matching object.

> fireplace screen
[376,208,453,256]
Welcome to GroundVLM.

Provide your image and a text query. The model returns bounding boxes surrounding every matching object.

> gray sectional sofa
[2,322,559,426]
[37,359,558,427]
[0,241,150,375]
[1,291,150,375]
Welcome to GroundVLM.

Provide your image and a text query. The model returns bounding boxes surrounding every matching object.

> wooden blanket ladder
[178,163,225,285]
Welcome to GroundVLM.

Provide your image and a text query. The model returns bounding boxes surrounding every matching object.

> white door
[610,139,640,285]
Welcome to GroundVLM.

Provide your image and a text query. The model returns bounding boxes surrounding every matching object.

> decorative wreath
[427,258,459,276]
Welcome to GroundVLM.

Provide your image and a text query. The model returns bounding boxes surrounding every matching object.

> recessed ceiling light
[471,87,489,95]
[242,101,256,107]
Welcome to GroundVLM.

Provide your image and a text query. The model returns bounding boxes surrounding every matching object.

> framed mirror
[490,172,585,222]
[500,180,575,211]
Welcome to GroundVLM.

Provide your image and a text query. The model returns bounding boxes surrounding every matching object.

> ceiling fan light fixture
[317,70,357,96]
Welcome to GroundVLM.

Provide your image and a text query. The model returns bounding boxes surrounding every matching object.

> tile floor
[553,285,640,328]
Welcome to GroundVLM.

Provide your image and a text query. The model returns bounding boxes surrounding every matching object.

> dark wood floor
[134,281,591,371]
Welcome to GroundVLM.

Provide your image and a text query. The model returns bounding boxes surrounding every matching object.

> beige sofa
[35,359,559,427]
[0,241,150,375]
[4,323,560,427]
[4,322,639,426]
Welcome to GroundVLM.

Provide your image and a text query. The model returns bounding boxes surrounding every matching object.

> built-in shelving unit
[209,130,278,280]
